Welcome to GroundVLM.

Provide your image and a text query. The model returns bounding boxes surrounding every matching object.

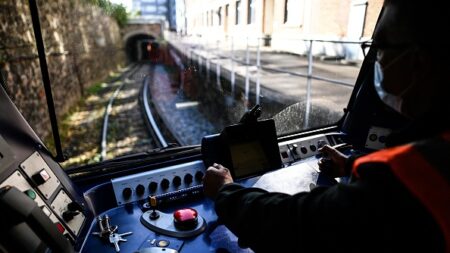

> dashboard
[0,84,388,253]
[80,132,345,253]
[0,126,347,253]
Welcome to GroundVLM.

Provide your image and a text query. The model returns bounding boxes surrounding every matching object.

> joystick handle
[149,196,160,220]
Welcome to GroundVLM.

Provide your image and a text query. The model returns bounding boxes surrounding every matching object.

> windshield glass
[0,0,382,168]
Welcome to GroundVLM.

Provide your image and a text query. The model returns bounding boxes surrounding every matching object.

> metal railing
[168,33,369,128]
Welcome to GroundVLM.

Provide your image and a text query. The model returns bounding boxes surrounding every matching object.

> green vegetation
[86,82,104,94]
[83,0,128,27]
[45,67,125,169]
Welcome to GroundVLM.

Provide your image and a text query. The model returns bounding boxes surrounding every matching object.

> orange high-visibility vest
[353,132,450,252]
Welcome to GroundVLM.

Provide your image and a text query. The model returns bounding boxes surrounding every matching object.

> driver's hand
[203,163,234,199]
[317,145,349,178]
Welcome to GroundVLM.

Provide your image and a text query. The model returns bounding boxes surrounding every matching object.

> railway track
[100,63,168,161]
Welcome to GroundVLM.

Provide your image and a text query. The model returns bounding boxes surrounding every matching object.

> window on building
[236,0,241,25]
[248,0,256,24]
[218,7,222,26]
[284,0,303,25]
[158,6,167,12]
[284,0,289,23]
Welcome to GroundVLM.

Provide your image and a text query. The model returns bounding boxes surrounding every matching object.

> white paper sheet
[252,157,320,194]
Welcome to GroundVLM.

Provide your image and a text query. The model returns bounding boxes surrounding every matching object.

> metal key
[92,215,118,238]
[109,232,132,252]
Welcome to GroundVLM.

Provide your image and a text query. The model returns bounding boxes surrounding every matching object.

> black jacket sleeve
[214,164,445,253]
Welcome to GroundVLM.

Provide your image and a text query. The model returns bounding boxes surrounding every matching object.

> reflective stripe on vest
[353,134,450,252]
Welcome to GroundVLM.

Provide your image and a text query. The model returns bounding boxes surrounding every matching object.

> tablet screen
[229,140,270,178]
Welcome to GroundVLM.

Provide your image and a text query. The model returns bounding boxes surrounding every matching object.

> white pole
[216,40,221,89]
[304,40,313,129]
[189,47,193,65]
[231,36,235,94]
[245,37,250,109]
[206,37,210,81]
[256,37,261,105]
[198,54,202,74]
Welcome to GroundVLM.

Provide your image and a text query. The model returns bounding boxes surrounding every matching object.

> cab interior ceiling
[125,34,156,62]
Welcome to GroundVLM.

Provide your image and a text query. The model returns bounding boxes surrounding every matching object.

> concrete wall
[0,0,125,138]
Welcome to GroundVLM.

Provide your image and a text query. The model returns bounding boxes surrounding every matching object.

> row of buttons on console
[122,171,204,199]
[281,140,326,159]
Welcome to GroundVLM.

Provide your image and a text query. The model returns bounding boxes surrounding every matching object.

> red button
[56,222,65,233]
[174,208,198,222]
[173,208,198,230]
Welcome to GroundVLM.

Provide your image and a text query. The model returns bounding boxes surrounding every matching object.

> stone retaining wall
[0,0,125,138]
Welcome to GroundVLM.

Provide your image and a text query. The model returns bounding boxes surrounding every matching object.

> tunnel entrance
[125,34,156,62]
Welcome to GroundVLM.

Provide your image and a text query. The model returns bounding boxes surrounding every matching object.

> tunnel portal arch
[124,33,156,62]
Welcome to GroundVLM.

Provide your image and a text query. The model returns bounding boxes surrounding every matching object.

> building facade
[131,0,180,31]
[184,0,383,59]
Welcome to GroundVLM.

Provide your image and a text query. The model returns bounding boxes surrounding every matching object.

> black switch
[292,144,299,155]
[32,169,51,186]
[67,201,83,212]
[62,210,79,222]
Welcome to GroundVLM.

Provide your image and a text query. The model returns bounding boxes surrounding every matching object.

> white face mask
[373,60,403,113]
[373,47,417,115]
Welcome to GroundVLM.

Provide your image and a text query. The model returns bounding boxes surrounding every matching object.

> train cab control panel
[79,132,349,253]
[0,118,351,253]
[1,80,380,253]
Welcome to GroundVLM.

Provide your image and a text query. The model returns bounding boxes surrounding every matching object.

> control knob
[136,184,145,196]
[122,187,132,199]
[62,201,83,222]
[173,176,181,187]
[184,173,193,185]
[161,179,170,190]
[67,201,83,212]
[195,171,204,182]
[300,146,308,154]
[62,210,79,222]
[149,182,158,193]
